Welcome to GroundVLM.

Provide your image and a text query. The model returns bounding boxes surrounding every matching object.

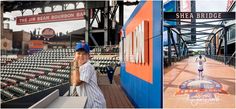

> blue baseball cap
[75,42,90,53]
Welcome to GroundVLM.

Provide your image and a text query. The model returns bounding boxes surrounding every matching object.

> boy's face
[75,51,89,66]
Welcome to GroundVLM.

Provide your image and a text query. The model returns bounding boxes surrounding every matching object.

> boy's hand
[72,60,79,69]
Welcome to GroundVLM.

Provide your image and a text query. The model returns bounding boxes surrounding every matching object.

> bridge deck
[164,56,235,108]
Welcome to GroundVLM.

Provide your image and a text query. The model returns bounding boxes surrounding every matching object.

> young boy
[70,42,106,108]
[195,55,206,80]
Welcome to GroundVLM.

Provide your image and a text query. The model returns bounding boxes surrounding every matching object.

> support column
[191,1,196,43]
[213,34,216,55]
[209,43,212,55]
[167,28,172,65]
[104,1,109,46]
[118,1,124,26]
[70,34,72,48]
[224,27,228,64]
[170,31,178,57]
[184,43,188,56]
[1,3,3,40]
[177,34,181,57]
[122,36,125,62]
[176,1,181,58]
[85,3,90,43]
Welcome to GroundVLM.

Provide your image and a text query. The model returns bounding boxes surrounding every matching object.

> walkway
[164,56,235,108]
[98,68,134,108]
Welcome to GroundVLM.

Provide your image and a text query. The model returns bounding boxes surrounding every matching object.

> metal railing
[205,55,235,67]
[164,55,189,67]
[90,46,119,54]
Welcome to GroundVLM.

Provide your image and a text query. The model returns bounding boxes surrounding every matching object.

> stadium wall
[120,1,162,108]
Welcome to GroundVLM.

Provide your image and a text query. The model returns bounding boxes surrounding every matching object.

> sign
[42,28,55,38]
[16,9,92,25]
[189,92,215,99]
[29,40,44,49]
[176,79,226,95]
[164,12,235,19]
[124,20,149,64]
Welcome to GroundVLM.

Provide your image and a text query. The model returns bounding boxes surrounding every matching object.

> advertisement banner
[29,40,44,49]
[16,9,91,25]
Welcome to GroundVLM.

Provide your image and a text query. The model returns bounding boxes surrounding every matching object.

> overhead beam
[179,32,215,35]
[187,40,209,42]
[123,1,139,6]
[3,1,79,13]
[188,47,207,49]
[165,19,230,25]
[91,29,105,33]
[181,28,214,32]
[165,24,224,28]
[167,28,172,65]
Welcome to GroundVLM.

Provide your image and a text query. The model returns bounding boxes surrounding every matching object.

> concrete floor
[164,56,235,108]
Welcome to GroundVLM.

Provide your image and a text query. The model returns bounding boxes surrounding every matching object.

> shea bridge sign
[164,12,235,19]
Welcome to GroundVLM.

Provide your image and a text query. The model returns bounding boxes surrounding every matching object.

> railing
[205,55,235,67]
[90,46,119,54]
[164,55,189,67]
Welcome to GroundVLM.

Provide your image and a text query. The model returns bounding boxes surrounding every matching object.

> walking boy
[195,55,206,80]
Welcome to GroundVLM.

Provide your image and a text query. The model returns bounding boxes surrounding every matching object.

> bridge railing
[205,55,235,67]
[164,55,189,67]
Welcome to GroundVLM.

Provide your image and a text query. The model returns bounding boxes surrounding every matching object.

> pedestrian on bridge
[195,55,206,80]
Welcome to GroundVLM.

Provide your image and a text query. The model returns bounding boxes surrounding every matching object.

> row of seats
[3,64,42,68]
[18,82,39,93]
[11,75,27,82]
[1,58,17,62]
[56,69,70,74]
[90,55,119,74]
[50,62,70,66]
[41,65,62,69]
[34,67,54,72]
[36,48,73,51]
[1,89,14,101]
[1,78,17,84]
[27,56,72,58]
[17,60,58,63]
[2,75,27,84]
[90,46,119,54]
[1,57,18,66]
[1,73,36,80]
[38,76,63,84]
[26,70,45,75]
[28,79,52,88]
[2,66,40,70]
[7,86,26,97]
[47,73,69,80]
[1,69,44,75]
[1,82,8,88]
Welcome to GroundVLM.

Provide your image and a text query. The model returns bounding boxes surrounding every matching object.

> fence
[205,55,235,67]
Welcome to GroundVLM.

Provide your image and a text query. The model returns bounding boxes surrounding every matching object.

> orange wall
[125,1,153,83]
